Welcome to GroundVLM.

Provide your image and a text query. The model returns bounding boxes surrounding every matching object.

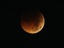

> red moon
[20,10,45,34]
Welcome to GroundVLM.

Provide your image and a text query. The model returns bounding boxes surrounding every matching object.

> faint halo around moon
[20,10,45,34]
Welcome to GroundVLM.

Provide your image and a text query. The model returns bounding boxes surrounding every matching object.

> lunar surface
[20,10,45,34]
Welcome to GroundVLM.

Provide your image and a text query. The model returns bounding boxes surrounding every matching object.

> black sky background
[0,0,64,48]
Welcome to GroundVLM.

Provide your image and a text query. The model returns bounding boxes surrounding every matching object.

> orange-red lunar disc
[20,10,45,34]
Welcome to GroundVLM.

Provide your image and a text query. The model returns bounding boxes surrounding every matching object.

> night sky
[0,0,63,48]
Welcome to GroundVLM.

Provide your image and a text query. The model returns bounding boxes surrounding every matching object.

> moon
[20,10,45,34]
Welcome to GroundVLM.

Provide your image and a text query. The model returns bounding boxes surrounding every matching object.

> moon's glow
[20,11,45,34]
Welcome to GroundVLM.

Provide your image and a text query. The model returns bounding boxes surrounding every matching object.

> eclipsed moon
[20,10,45,34]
